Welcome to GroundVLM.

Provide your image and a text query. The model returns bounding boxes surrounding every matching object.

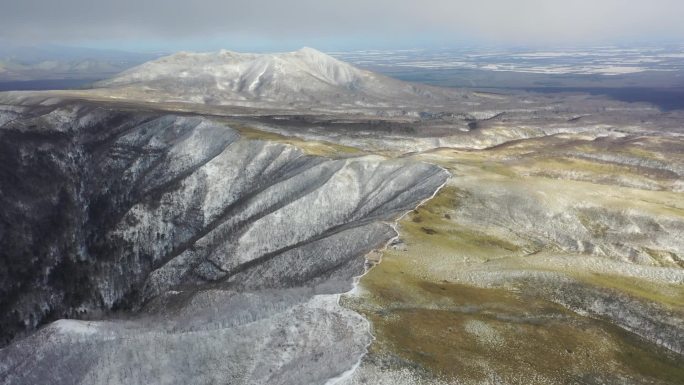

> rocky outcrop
[0,100,448,384]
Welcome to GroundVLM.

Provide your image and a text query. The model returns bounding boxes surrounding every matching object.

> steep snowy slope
[0,100,448,384]
[95,47,464,107]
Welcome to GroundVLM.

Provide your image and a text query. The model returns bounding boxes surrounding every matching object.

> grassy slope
[343,133,684,384]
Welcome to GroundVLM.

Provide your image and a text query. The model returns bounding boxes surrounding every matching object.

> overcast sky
[2,0,684,51]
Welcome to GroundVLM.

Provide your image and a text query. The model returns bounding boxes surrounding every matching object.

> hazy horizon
[2,0,684,53]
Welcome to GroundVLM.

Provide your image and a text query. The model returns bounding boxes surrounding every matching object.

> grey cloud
[1,0,683,47]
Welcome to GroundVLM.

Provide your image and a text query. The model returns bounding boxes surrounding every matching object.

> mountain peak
[292,47,343,66]
[295,46,328,56]
[218,49,240,56]
[95,48,452,107]
[99,47,362,93]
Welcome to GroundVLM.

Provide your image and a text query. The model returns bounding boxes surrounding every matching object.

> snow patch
[52,319,99,335]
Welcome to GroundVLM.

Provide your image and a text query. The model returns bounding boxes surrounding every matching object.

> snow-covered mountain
[96,47,463,108]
